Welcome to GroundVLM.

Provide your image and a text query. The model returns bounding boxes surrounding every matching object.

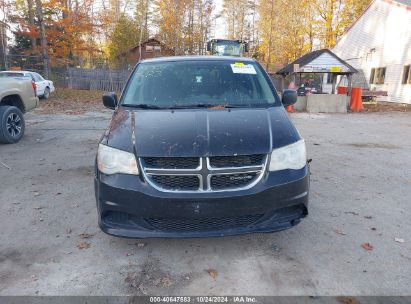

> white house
[332,0,411,104]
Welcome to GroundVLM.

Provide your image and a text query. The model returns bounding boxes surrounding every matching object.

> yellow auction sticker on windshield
[230,63,257,74]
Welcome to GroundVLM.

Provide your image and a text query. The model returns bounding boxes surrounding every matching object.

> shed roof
[276,49,357,75]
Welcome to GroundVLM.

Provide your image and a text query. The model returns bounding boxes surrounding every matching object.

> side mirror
[102,92,118,110]
[282,89,297,106]
[206,41,211,52]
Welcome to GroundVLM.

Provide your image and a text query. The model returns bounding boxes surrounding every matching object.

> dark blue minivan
[94,56,309,238]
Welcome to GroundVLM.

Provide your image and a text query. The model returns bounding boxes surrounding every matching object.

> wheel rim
[6,113,22,137]
[44,89,49,98]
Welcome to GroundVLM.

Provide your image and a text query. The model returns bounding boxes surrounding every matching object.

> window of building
[154,45,161,52]
[403,65,411,84]
[370,67,386,85]
[146,45,154,52]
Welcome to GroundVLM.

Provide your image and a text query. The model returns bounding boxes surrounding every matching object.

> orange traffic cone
[350,88,364,112]
[286,105,294,113]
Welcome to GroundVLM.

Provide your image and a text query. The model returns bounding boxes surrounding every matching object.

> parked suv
[94,56,309,238]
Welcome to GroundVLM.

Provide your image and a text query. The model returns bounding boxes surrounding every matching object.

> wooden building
[118,38,174,65]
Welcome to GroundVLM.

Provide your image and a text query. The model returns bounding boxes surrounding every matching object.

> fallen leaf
[336,296,360,304]
[79,233,94,239]
[124,273,136,286]
[345,211,359,216]
[77,241,90,249]
[335,229,347,235]
[160,277,173,287]
[33,192,40,197]
[33,206,44,210]
[206,268,217,279]
[361,243,373,251]
[125,252,133,256]
[66,228,72,234]
[395,238,405,243]
[364,215,373,219]
[371,227,377,231]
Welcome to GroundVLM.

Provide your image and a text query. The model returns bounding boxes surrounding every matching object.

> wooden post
[281,76,285,93]
[347,74,353,96]
[331,73,337,94]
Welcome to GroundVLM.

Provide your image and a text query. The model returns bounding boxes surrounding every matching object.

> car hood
[105,107,300,157]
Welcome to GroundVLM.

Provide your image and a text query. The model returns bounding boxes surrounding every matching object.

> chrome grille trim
[139,156,267,193]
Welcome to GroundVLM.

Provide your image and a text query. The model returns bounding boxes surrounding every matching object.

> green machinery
[206,39,249,57]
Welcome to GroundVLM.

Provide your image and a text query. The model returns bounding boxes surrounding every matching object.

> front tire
[0,106,25,144]
[42,87,50,99]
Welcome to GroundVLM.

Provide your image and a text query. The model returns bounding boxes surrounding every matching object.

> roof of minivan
[141,56,256,63]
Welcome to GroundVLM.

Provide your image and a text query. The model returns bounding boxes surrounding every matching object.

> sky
[213,0,227,38]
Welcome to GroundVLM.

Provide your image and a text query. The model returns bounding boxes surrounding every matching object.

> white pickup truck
[0,77,38,143]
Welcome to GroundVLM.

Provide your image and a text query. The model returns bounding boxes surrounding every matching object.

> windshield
[0,72,27,77]
[214,42,242,56]
[122,60,278,108]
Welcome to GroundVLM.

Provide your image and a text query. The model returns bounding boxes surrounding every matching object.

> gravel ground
[0,110,410,296]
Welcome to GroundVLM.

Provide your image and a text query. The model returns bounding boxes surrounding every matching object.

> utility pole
[35,0,50,78]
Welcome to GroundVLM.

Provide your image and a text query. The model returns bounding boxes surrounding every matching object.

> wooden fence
[64,68,132,92]
[57,67,284,93]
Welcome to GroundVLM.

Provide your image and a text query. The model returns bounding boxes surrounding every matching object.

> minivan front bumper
[94,166,309,238]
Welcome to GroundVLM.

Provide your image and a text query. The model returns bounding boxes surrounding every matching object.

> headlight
[97,144,139,175]
[269,139,307,171]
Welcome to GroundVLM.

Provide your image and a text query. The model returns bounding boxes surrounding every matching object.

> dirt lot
[0,105,410,296]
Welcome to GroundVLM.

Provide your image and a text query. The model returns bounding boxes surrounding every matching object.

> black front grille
[150,175,200,191]
[142,157,199,169]
[145,214,264,232]
[209,154,265,168]
[210,172,258,190]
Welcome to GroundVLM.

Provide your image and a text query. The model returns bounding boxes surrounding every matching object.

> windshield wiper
[169,103,247,109]
[122,104,164,109]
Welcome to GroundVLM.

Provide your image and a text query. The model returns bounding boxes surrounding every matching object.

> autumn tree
[135,0,151,42]
[35,0,49,76]
[312,0,372,48]
[105,13,141,64]
[222,0,250,40]
[257,0,372,69]
[0,0,10,69]
[153,0,213,55]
